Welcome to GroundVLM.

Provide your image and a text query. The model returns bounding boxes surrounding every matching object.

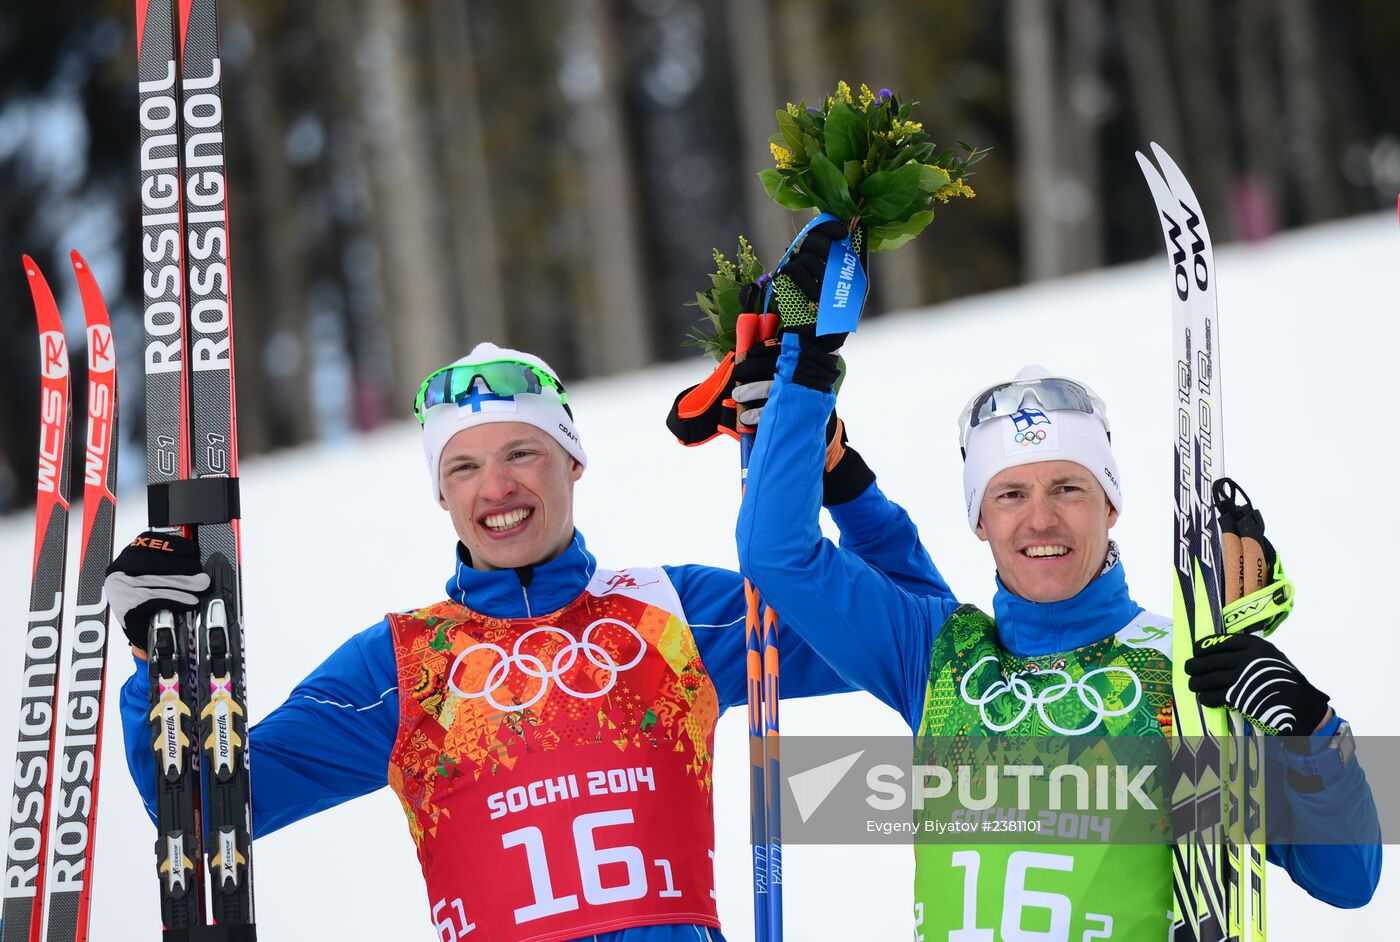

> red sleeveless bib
[388,567,722,942]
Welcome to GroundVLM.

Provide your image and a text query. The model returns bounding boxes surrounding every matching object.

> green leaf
[869,209,934,238]
[807,154,857,217]
[880,144,917,172]
[843,159,865,191]
[760,168,815,210]
[868,210,934,252]
[918,163,951,193]
[776,109,804,154]
[823,102,867,167]
[869,230,919,253]
[714,284,741,316]
[857,163,924,224]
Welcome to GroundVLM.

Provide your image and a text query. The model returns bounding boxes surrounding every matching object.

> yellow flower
[769,141,795,169]
[737,235,756,269]
[786,102,802,118]
[835,80,854,106]
[891,118,924,139]
[858,84,876,109]
[932,178,976,203]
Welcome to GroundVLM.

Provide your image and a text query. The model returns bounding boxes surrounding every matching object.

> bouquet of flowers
[759,82,984,251]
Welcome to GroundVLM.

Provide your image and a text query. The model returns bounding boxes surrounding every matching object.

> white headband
[421,342,586,500]
[960,366,1121,532]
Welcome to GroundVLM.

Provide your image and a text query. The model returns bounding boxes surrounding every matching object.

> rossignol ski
[2,260,74,942]
[137,0,253,938]
[1138,143,1265,942]
[41,252,121,942]
[2,253,119,942]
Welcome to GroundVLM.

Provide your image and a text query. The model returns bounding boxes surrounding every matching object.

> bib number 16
[502,808,698,925]
[949,850,1113,941]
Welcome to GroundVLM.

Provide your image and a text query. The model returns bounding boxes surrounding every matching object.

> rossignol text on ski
[136,0,253,937]
[3,252,120,942]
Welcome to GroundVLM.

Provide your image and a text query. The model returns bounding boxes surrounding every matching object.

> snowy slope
[2,212,1396,940]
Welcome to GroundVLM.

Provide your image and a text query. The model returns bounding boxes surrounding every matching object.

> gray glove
[104,531,210,650]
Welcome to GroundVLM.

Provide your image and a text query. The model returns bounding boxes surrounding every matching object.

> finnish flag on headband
[1002,407,1059,456]
[455,378,519,414]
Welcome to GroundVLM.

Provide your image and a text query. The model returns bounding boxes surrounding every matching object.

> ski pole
[736,311,782,941]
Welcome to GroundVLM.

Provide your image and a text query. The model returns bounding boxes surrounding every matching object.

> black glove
[823,414,875,505]
[1184,633,1330,736]
[104,530,210,652]
[731,337,782,427]
[771,220,867,392]
[771,220,868,340]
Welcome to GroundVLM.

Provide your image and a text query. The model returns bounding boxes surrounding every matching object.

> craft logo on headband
[1004,407,1059,456]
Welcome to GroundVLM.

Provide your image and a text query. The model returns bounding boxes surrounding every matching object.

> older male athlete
[735,294,1381,936]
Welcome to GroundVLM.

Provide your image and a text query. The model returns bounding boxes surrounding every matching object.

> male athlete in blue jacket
[736,302,1381,937]
[105,341,943,942]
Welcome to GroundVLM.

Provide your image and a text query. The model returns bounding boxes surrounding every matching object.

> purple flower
[877,88,893,102]
[808,106,821,114]
[757,273,773,288]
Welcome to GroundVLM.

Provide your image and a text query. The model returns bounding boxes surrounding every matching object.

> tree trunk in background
[1114,0,1183,159]
[318,0,395,429]
[568,0,652,375]
[427,0,507,351]
[355,0,450,394]
[1062,0,1105,273]
[1234,0,1283,240]
[773,0,837,114]
[723,0,792,268]
[241,1,314,446]
[1170,0,1233,239]
[1008,0,1060,280]
[857,0,923,313]
[1278,0,1344,223]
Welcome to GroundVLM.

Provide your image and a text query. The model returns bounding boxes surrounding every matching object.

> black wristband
[790,335,842,392]
[823,446,874,505]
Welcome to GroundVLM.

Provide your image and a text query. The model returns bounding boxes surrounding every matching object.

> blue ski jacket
[736,334,1381,910]
[119,492,946,942]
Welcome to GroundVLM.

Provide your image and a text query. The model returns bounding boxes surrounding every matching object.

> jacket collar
[444,530,597,619]
[991,551,1143,657]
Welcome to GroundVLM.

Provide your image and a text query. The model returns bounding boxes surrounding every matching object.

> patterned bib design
[388,568,721,942]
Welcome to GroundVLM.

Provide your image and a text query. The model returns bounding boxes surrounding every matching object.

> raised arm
[737,334,959,729]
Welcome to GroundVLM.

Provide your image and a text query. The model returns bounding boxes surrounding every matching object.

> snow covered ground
[3,211,1397,939]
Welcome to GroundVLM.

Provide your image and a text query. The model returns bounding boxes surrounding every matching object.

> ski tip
[71,248,87,271]
[22,253,38,277]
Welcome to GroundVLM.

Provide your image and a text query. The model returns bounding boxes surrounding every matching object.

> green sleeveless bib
[912,605,1174,942]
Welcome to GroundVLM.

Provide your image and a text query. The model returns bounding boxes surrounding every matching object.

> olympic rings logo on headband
[959,655,1142,735]
[447,619,647,712]
[1014,429,1048,446]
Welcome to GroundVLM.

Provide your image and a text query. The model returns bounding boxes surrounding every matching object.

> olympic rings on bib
[959,655,1143,735]
[447,619,647,712]
[1014,429,1048,446]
